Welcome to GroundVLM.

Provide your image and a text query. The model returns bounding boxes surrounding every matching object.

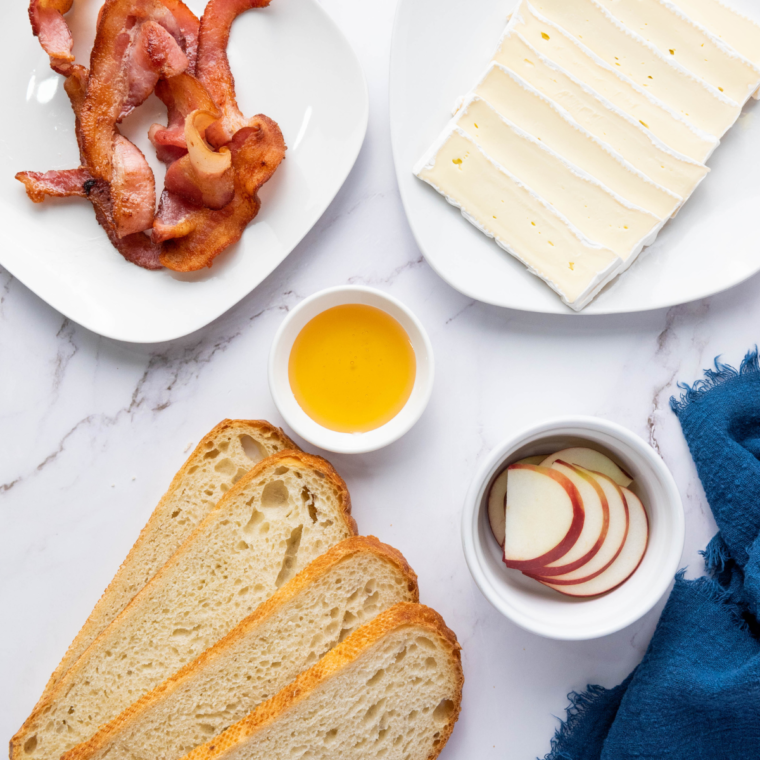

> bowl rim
[461,415,685,640]
[268,285,435,454]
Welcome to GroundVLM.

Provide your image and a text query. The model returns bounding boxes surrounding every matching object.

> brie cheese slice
[495,31,709,200]
[531,0,741,136]
[474,63,682,218]
[669,0,760,69]
[594,0,760,103]
[508,1,719,162]
[414,128,622,310]
[455,96,664,260]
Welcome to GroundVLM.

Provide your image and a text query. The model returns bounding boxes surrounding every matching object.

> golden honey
[288,304,417,433]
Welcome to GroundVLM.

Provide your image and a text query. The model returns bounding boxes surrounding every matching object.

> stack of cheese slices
[415,0,760,310]
[12,421,462,760]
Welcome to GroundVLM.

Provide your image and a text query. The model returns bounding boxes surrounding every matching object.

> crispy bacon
[164,110,234,208]
[158,115,285,270]
[149,72,220,162]
[121,19,189,120]
[29,0,75,74]
[196,0,273,147]
[21,0,284,272]
[15,168,93,202]
[79,0,192,241]
[159,0,200,72]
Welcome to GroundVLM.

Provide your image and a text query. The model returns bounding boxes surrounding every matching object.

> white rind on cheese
[531,0,741,136]
[668,0,760,71]
[508,1,719,162]
[594,0,760,103]
[473,62,682,219]
[455,95,665,260]
[495,31,710,199]
[413,128,623,310]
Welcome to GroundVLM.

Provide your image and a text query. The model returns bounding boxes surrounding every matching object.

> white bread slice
[62,537,419,760]
[178,603,463,760]
[38,420,296,699]
[12,450,356,760]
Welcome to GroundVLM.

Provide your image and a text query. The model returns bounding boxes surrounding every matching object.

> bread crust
[11,446,357,760]
[31,419,297,705]
[62,537,418,760]
[181,603,463,760]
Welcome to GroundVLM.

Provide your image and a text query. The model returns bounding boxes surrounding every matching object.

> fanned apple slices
[492,446,649,596]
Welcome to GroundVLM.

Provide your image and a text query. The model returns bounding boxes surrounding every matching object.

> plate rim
[1,0,369,344]
[388,0,760,316]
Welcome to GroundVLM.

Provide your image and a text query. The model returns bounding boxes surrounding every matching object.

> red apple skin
[525,461,610,577]
[536,490,650,597]
[502,464,585,571]
[531,472,630,585]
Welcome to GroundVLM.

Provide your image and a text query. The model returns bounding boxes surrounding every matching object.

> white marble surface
[2,1,760,758]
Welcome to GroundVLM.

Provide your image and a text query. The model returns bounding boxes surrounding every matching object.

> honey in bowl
[288,304,417,433]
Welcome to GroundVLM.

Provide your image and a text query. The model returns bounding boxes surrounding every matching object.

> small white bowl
[462,417,684,640]
[268,286,434,454]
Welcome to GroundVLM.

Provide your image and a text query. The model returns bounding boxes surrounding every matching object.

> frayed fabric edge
[700,533,731,575]
[670,347,760,416]
[541,677,633,760]
[543,686,610,760]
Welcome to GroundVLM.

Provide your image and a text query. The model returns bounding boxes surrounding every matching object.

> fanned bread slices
[12,451,356,760]
[38,420,296,700]
[62,537,419,760]
[177,604,463,760]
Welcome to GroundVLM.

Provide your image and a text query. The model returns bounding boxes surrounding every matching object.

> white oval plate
[0,0,367,343]
[390,0,760,315]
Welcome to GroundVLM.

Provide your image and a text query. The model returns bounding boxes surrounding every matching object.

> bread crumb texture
[13,450,354,760]
[184,604,463,760]
[64,538,418,760]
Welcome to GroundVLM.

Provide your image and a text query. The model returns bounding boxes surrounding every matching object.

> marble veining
[1,1,759,758]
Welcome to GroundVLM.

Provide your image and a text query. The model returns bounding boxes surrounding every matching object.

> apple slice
[487,456,546,547]
[503,464,584,570]
[540,448,633,488]
[531,461,609,575]
[538,488,649,597]
[528,470,628,583]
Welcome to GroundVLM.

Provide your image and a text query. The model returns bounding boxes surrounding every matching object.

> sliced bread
[39,420,296,698]
[62,537,419,760]
[12,450,355,760]
[176,603,463,760]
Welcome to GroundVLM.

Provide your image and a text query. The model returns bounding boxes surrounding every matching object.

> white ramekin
[268,286,434,454]
[462,416,685,640]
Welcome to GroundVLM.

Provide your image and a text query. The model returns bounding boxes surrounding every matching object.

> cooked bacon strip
[164,110,234,208]
[158,115,285,270]
[79,0,192,240]
[149,72,220,162]
[120,17,189,120]
[196,0,273,147]
[160,0,200,72]
[153,190,199,243]
[15,168,92,202]
[27,0,198,76]
[111,135,157,236]
[28,0,75,74]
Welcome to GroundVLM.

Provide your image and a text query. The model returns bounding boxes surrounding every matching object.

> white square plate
[0,0,367,342]
[390,0,760,314]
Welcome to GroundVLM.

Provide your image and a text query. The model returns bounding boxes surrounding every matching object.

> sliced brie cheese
[474,63,681,219]
[669,0,760,68]
[414,128,622,310]
[496,32,709,199]
[508,1,718,162]
[531,0,741,136]
[594,0,760,103]
[456,96,664,260]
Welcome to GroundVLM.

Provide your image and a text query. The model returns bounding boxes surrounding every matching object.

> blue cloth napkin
[544,349,760,760]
